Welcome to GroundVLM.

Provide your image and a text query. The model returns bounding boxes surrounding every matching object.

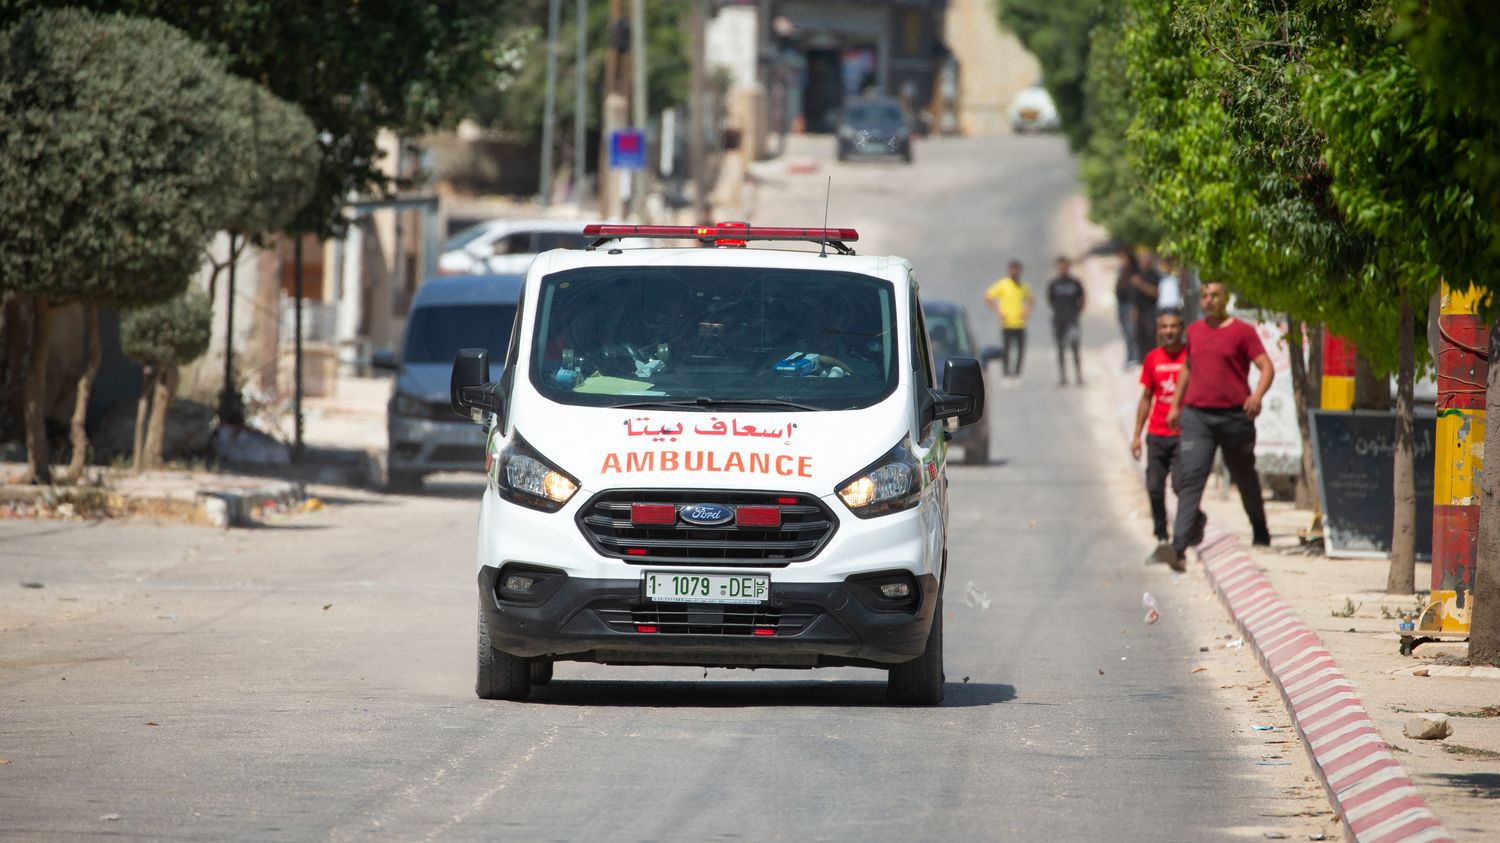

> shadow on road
[1425,771,1500,800]
[523,678,1017,709]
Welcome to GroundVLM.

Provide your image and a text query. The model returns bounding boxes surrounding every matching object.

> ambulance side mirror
[932,357,985,428]
[451,348,503,423]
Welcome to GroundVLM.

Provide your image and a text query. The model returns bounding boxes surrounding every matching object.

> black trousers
[1172,406,1268,552]
[1001,328,1026,376]
[1053,320,1081,382]
[1145,434,1179,540]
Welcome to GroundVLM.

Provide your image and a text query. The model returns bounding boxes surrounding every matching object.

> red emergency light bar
[583,222,859,253]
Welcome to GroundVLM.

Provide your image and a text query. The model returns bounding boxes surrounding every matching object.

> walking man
[1165,281,1275,568]
[985,259,1033,380]
[1046,255,1086,385]
[1131,311,1190,566]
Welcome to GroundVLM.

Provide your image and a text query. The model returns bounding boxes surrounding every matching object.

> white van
[450,223,986,704]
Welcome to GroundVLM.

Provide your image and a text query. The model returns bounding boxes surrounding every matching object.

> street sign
[609,128,646,171]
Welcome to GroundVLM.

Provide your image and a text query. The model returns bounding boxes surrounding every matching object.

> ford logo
[679,503,735,526]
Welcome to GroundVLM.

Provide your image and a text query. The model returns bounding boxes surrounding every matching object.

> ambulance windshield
[530,266,899,411]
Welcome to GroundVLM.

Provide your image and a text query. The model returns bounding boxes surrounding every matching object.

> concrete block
[1403,713,1453,740]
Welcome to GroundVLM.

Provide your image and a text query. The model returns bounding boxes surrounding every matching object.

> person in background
[1156,256,1184,313]
[1131,310,1195,569]
[985,259,1033,382]
[1165,280,1276,569]
[1046,255,1086,386]
[1115,247,1142,368]
[1132,248,1161,361]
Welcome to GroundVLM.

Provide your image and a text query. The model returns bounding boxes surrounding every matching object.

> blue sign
[609,129,646,171]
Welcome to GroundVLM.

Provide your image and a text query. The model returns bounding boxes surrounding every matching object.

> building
[765,0,949,134]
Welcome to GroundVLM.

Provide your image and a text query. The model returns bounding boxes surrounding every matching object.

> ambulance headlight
[497,432,579,512]
[836,437,923,518]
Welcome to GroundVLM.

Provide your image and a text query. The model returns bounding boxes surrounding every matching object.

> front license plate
[643,571,770,604]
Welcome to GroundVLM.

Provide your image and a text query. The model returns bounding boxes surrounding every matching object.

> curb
[196,481,305,529]
[1197,531,1454,843]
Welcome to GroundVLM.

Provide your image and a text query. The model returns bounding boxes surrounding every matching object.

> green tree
[0,9,290,482]
[1,0,523,237]
[997,0,1107,152]
[119,289,213,470]
[1387,0,1500,665]
[466,0,690,145]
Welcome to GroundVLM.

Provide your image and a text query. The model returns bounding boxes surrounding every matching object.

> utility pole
[574,0,587,205]
[292,236,304,462]
[629,0,647,219]
[540,0,562,205]
[598,0,627,217]
[688,0,708,224]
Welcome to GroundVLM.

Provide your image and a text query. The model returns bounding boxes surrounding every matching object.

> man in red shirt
[1131,311,1191,566]
[1165,281,1276,567]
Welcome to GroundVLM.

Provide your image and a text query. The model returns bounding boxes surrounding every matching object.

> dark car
[923,300,995,464]
[372,274,522,491]
[836,97,913,163]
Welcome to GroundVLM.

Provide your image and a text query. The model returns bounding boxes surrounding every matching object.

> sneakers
[1187,510,1207,548]
[1251,527,1271,547]
[1166,544,1186,572]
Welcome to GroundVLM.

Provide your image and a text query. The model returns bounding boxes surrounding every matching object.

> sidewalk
[0,376,396,529]
[1077,241,1499,841]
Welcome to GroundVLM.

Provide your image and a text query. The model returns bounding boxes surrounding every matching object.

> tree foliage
[997,0,1105,152]
[121,289,213,367]
[466,0,690,140]
[0,9,242,305]
[0,0,523,237]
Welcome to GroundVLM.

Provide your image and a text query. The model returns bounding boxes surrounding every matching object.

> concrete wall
[944,0,1040,135]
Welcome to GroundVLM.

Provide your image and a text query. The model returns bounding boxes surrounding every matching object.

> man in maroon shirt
[1131,311,1190,567]
[1165,281,1275,566]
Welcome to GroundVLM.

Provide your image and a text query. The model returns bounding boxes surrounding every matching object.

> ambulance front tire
[477,603,531,700]
[887,593,944,705]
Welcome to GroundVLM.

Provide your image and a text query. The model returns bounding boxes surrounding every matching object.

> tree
[119,290,212,470]
[997,0,1108,152]
[0,9,285,482]
[0,1,524,237]
[466,0,690,146]
[1388,0,1500,664]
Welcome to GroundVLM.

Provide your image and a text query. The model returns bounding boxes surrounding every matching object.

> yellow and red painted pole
[1410,282,1489,649]
[1321,332,1356,411]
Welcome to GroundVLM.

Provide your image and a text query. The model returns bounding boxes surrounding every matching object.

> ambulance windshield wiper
[615,397,825,412]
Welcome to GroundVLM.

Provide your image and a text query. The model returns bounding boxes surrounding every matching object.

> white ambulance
[449,223,986,704]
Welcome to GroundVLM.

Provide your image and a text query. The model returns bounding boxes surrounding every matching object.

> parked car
[836,96,914,163]
[922,300,995,465]
[438,219,594,277]
[373,274,523,491]
[1008,82,1061,134]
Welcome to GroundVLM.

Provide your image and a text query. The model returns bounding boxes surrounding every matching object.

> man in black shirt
[1047,256,1087,385]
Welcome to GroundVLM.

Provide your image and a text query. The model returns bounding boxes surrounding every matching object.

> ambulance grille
[577,489,836,565]
[593,601,821,636]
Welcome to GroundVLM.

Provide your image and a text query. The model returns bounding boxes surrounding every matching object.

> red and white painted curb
[1197,531,1454,843]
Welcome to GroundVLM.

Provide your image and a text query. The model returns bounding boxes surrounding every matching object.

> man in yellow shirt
[984,260,1034,380]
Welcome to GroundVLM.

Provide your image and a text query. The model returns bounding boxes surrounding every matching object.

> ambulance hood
[510,399,912,498]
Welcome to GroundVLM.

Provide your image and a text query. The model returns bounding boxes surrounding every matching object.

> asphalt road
[1,134,1321,841]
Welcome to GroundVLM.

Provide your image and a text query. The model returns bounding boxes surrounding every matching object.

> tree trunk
[1,292,29,443]
[1387,296,1417,594]
[1471,322,1500,665]
[1306,323,1323,412]
[1286,318,1317,510]
[142,363,178,471]
[65,305,102,482]
[132,366,158,474]
[23,295,52,484]
[1354,352,1392,410]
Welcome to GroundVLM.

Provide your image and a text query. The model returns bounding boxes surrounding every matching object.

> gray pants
[1172,406,1269,552]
